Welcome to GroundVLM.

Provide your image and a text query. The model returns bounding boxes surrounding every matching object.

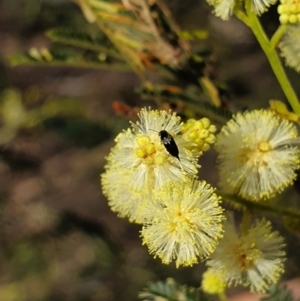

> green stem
[9,59,132,71]
[218,191,300,220]
[234,10,250,27]
[244,1,300,114]
[270,24,288,49]
[241,209,251,235]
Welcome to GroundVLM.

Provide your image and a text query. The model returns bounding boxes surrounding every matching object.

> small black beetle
[159,130,180,160]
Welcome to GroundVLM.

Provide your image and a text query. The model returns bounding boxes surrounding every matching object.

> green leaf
[261,284,300,301]
[139,278,211,301]
[46,28,122,60]
[178,30,209,40]
[8,46,130,72]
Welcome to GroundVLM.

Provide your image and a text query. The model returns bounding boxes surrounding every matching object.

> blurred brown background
[0,0,299,300]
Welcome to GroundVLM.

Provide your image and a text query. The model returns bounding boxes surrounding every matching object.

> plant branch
[244,1,300,114]
[234,9,250,27]
[218,191,300,220]
[241,209,251,235]
[270,24,288,49]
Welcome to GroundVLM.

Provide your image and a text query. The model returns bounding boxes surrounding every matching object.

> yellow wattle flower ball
[279,24,300,73]
[181,118,217,153]
[101,107,203,223]
[215,109,300,201]
[205,0,277,21]
[141,179,224,267]
[206,217,286,293]
[101,166,153,224]
[102,108,200,191]
[278,0,300,24]
[202,269,226,295]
